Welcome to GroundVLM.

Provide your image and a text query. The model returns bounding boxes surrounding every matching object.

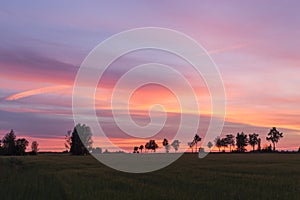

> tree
[65,130,72,152]
[225,134,235,152]
[31,141,39,155]
[145,140,158,152]
[66,124,93,155]
[220,138,228,152]
[257,138,261,151]
[207,141,213,150]
[193,134,201,152]
[165,144,170,153]
[133,146,139,153]
[266,127,283,151]
[0,139,3,155]
[188,142,195,153]
[145,142,150,153]
[262,144,272,152]
[236,132,248,152]
[162,138,170,153]
[139,145,144,153]
[2,129,16,155]
[249,133,259,152]
[214,137,222,152]
[15,138,29,155]
[171,140,180,152]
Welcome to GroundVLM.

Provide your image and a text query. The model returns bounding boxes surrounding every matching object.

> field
[0,153,299,200]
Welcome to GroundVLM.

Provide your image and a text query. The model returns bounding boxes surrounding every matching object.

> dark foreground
[0,153,299,200]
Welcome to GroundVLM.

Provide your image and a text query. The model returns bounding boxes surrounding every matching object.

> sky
[0,1,299,152]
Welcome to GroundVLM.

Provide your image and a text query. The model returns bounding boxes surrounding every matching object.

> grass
[0,153,299,200]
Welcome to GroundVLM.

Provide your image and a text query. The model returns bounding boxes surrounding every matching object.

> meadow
[0,153,299,200]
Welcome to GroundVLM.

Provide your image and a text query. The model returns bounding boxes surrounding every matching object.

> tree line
[212,127,284,152]
[0,129,39,156]
[0,125,295,156]
[133,139,181,153]
[132,127,286,154]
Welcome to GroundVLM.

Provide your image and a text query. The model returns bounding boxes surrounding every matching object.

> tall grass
[0,154,299,200]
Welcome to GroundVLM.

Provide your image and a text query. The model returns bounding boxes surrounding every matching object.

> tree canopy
[236,132,248,152]
[66,124,93,155]
[266,127,283,151]
[1,130,29,156]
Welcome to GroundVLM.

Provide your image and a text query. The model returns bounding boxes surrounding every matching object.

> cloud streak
[5,85,71,101]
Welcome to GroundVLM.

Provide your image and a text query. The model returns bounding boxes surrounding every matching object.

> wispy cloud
[5,85,71,101]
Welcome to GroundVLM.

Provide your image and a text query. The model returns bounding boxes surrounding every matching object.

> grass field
[0,153,299,200]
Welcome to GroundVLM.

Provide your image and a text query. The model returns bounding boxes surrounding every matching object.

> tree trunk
[273,142,276,151]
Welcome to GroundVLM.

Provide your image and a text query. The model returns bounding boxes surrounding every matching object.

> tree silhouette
[193,134,201,152]
[214,136,222,152]
[65,130,71,152]
[31,141,39,155]
[249,133,259,152]
[15,138,29,155]
[146,140,158,152]
[220,138,228,152]
[171,140,180,152]
[207,141,213,150]
[66,124,93,155]
[0,139,3,155]
[257,138,261,151]
[225,134,235,152]
[262,144,272,152]
[139,145,144,153]
[236,132,248,152]
[133,146,139,153]
[145,142,150,153]
[1,130,30,156]
[2,130,16,155]
[162,138,170,153]
[266,127,283,151]
[188,142,195,153]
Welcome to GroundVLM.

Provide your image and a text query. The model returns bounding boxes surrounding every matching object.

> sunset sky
[0,1,299,152]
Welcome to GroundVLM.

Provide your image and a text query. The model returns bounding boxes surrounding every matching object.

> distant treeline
[0,130,38,156]
[1,125,299,156]
[131,127,288,154]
